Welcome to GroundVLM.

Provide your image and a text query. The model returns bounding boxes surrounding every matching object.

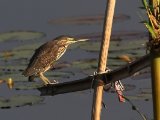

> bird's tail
[22,68,36,82]
[28,75,35,82]
[22,70,28,76]
[22,68,34,77]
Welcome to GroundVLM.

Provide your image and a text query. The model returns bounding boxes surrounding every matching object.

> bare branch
[38,54,150,96]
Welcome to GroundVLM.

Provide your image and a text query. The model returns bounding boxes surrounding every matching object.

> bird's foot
[45,80,59,85]
[52,79,59,84]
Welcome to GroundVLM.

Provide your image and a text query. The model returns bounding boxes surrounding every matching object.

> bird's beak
[77,38,89,42]
[67,37,89,44]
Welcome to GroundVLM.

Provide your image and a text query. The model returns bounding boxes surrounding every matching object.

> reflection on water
[0,0,152,120]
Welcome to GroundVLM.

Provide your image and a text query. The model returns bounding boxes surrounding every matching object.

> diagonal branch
[38,54,150,96]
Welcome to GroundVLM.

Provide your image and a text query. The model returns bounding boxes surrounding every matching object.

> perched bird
[22,35,88,85]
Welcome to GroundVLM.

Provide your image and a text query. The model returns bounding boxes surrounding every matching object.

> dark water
[0,0,152,120]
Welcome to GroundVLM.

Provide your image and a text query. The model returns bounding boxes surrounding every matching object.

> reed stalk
[142,0,160,119]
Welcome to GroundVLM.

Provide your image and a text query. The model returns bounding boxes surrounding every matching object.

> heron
[22,35,88,85]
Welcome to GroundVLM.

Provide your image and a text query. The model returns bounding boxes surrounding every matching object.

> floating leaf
[0,31,45,42]
[77,31,147,42]
[0,79,5,84]
[126,88,152,101]
[7,78,14,89]
[13,42,43,51]
[0,73,27,82]
[80,39,146,52]
[79,42,100,52]
[118,55,132,63]
[126,93,152,101]
[48,14,130,25]
[71,58,130,72]
[15,83,43,90]
[68,42,87,50]
[108,58,127,66]
[71,59,98,70]
[0,64,25,73]
[10,50,33,60]
[140,88,152,94]
[46,71,75,80]
[113,39,146,50]
[53,63,71,70]
[0,95,44,109]
[1,51,14,60]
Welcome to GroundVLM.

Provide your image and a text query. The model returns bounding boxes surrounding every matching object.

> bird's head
[55,35,89,45]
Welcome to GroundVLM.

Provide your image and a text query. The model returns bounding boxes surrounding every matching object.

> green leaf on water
[48,14,130,25]
[113,39,146,51]
[68,42,86,50]
[79,42,101,52]
[46,71,75,79]
[14,44,40,51]
[15,83,43,90]
[0,73,27,82]
[126,88,152,101]
[0,95,44,109]
[0,31,45,42]
[126,93,152,101]
[108,58,128,66]
[0,42,43,61]
[80,39,146,52]
[71,59,98,70]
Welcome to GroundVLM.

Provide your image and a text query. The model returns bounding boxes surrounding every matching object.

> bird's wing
[23,40,66,76]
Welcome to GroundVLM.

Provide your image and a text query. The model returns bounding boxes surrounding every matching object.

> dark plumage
[22,36,88,85]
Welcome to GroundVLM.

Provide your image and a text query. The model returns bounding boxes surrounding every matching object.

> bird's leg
[39,73,51,85]
[39,73,58,85]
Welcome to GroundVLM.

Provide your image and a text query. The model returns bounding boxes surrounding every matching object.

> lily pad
[0,95,44,109]
[71,58,129,71]
[0,48,36,63]
[126,88,152,101]
[15,83,43,90]
[48,14,130,25]
[71,59,98,70]
[77,31,147,42]
[126,93,152,101]
[80,39,146,52]
[1,70,74,83]
[68,42,87,50]
[46,71,75,79]
[109,49,146,59]
[0,73,27,82]
[0,31,45,42]
[79,42,100,52]
[11,50,33,60]
[13,42,43,51]
[108,58,128,66]
[0,62,25,71]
